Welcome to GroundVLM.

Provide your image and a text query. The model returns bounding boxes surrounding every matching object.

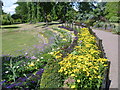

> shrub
[112,25,120,35]
[2,14,13,25]
[40,55,63,88]
[109,16,119,23]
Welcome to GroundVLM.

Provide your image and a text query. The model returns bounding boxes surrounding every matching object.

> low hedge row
[40,57,63,88]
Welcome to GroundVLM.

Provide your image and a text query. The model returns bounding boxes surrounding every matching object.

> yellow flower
[77,79,80,83]
[63,39,67,41]
[28,62,34,67]
[104,64,108,67]
[58,69,63,72]
[86,72,90,76]
[93,70,97,74]
[71,74,75,77]
[71,85,76,88]
[98,76,102,79]
[102,58,108,61]
[49,52,54,55]
[89,77,92,80]
[83,68,86,71]
[55,55,61,59]
[35,67,38,69]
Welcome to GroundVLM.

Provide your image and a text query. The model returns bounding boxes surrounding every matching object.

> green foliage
[2,14,13,25]
[40,27,74,88]
[76,2,107,24]
[40,57,63,88]
[78,2,93,14]
[105,2,119,22]
[13,2,74,23]
[2,53,49,89]
[112,25,120,35]
[51,27,72,49]
[15,2,28,23]
[109,16,119,22]
[11,14,22,20]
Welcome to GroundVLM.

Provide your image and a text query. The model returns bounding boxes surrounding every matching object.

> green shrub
[109,16,119,23]
[2,14,13,25]
[112,25,120,35]
[40,58,63,88]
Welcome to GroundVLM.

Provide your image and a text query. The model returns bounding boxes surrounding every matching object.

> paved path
[92,29,119,88]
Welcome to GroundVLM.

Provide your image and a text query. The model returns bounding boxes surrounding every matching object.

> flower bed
[1,26,109,89]
[1,54,49,89]
[40,27,109,89]
[58,28,108,89]
[1,26,73,89]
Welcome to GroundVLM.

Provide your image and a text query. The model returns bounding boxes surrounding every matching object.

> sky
[2,0,18,15]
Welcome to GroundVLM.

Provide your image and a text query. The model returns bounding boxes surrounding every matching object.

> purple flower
[75,37,78,40]
[15,82,23,86]
[25,56,30,59]
[31,56,37,59]
[31,81,35,83]
[6,83,16,88]
[80,40,82,43]
[0,80,6,85]
[17,77,27,82]
[36,69,44,75]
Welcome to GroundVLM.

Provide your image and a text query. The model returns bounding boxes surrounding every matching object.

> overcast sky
[2,0,18,15]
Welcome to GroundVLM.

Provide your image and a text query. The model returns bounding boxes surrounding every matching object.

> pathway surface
[92,29,119,89]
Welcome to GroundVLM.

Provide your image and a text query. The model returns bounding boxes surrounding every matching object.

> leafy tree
[15,2,28,23]
[78,2,93,14]
[39,2,55,25]
[11,14,21,20]
[105,2,120,22]
[14,2,74,24]
[2,14,13,25]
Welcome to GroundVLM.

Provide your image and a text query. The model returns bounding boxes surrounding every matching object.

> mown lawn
[2,23,46,56]
[1,22,61,56]
[2,30,44,56]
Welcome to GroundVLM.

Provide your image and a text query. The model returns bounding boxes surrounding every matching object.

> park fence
[62,21,111,90]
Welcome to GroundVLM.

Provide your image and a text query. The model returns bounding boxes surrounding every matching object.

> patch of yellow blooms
[57,28,108,88]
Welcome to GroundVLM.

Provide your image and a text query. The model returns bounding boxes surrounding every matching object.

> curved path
[92,29,119,88]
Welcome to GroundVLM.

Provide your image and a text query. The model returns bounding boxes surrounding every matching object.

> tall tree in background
[105,2,119,22]
[91,2,106,22]
[76,2,107,26]
[15,2,28,23]
[14,2,74,24]
[78,2,92,14]
[53,2,73,22]
[39,2,55,25]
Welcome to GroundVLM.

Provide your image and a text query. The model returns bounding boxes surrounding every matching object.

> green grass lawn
[2,29,44,56]
[1,22,61,56]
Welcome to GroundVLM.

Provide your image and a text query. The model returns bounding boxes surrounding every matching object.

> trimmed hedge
[40,58,63,88]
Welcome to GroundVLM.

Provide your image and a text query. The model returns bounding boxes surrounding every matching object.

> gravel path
[92,29,119,88]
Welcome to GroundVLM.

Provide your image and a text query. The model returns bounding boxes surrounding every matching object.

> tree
[78,2,93,14]
[15,2,28,23]
[105,2,120,22]
[14,2,75,24]
[39,2,55,25]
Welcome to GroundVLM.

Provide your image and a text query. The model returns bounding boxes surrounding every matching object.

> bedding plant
[1,26,73,89]
[53,27,108,89]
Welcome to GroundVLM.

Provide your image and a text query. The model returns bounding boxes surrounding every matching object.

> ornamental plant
[2,26,73,89]
[58,28,108,89]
